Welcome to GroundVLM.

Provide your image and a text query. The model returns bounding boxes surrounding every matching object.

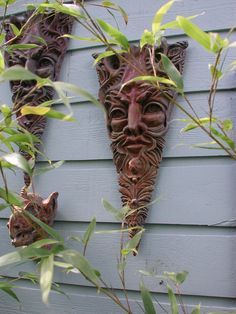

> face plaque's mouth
[123,136,153,154]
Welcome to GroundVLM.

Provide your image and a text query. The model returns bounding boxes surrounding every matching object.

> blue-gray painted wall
[0,0,236,313]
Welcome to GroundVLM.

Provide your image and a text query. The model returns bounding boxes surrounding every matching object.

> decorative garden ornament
[5,9,74,246]
[7,190,58,247]
[94,39,188,245]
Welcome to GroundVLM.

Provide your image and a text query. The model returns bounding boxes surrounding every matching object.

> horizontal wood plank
[0,157,235,226]
[0,222,236,298]
[0,281,235,314]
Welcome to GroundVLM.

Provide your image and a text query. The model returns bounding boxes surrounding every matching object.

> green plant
[0,0,235,313]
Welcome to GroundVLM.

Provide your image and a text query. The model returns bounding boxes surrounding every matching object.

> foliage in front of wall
[0,0,235,313]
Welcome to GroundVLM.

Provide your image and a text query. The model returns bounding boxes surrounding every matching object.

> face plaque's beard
[110,126,166,237]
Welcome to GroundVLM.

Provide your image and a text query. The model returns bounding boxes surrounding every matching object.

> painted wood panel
[0,157,235,226]
[0,0,235,311]
[0,281,235,314]
[0,220,236,298]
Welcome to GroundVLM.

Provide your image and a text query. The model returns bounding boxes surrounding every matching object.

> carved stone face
[94,40,187,241]
[7,192,58,247]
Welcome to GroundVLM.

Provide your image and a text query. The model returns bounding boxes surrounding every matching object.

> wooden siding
[0,0,236,313]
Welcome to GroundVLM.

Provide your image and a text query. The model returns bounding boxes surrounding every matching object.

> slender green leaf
[0,188,23,207]
[140,30,155,48]
[23,211,64,242]
[82,217,96,246]
[191,304,201,314]
[160,53,183,92]
[102,198,123,221]
[176,16,211,52]
[93,50,125,66]
[7,44,39,50]
[161,12,205,30]
[191,141,223,150]
[0,203,9,211]
[40,254,54,304]
[38,3,85,18]
[53,82,102,109]
[0,251,22,268]
[0,51,5,73]
[176,271,189,284]
[208,64,222,79]
[181,117,217,132]
[4,134,40,145]
[1,66,38,81]
[140,282,156,314]
[0,283,19,302]
[121,75,177,91]
[2,153,32,175]
[222,119,233,131]
[121,230,143,256]
[167,284,179,314]
[152,0,175,34]
[97,19,129,50]
[210,127,235,149]
[61,34,117,45]
[59,249,100,285]
[21,106,75,122]
[33,160,64,176]
[102,1,128,25]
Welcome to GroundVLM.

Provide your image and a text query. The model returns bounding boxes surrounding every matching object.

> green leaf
[0,251,22,268]
[152,0,175,34]
[167,284,179,314]
[0,51,5,73]
[176,16,211,52]
[0,283,19,302]
[191,141,222,150]
[176,271,188,284]
[102,198,123,221]
[1,66,38,81]
[21,106,75,122]
[209,64,222,79]
[38,3,85,18]
[61,34,117,45]
[7,44,39,50]
[40,254,54,304]
[160,53,183,92]
[210,127,235,149]
[191,304,201,314]
[140,30,155,48]
[9,23,21,36]
[0,203,9,211]
[97,19,130,50]
[23,211,64,242]
[53,82,102,109]
[161,12,205,30]
[82,218,96,246]
[121,230,143,256]
[140,282,156,314]
[102,1,128,25]
[0,188,23,207]
[222,119,233,131]
[121,75,177,91]
[2,153,32,175]
[93,50,125,65]
[59,249,100,286]
[209,32,229,53]
[33,160,64,176]
[181,117,217,132]
[4,134,40,145]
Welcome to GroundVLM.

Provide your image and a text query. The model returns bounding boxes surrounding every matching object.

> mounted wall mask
[4,10,74,246]
[94,39,188,245]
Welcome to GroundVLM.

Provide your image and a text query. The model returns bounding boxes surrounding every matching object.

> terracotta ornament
[7,190,58,247]
[94,39,188,242]
[4,10,74,246]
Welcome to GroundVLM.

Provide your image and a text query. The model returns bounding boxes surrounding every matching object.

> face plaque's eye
[39,57,53,67]
[110,107,126,119]
[144,102,164,114]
